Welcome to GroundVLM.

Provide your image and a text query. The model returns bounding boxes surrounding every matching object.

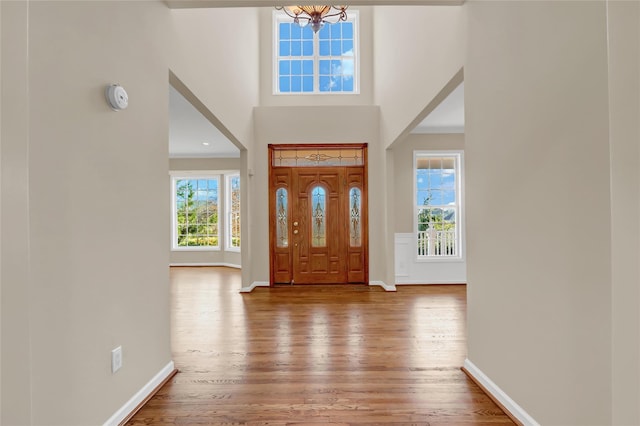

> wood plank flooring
[127,267,514,425]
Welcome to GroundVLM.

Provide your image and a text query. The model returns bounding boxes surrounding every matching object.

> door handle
[293,230,299,234]
[293,221,299,226]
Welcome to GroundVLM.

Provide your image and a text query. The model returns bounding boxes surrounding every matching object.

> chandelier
[276,5,349,33]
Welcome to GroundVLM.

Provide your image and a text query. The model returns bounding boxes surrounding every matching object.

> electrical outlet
[111,346,122,374]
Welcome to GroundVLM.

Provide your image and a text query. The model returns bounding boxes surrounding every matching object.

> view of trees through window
[176,178,219,247]
[227,175,241,249]
[415,154,460,257]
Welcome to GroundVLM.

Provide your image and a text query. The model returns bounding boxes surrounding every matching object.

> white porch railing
[417,229,457,257]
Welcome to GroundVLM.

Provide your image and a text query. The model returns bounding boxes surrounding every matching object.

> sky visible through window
[278,19,355,93]
[416,169,456,206]
[175,178,219,247]
[416,157,459,257]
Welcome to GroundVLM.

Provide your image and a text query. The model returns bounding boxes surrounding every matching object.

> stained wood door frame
[268,143,369,286]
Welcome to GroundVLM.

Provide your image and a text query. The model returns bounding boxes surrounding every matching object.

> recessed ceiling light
[202,142,210,146]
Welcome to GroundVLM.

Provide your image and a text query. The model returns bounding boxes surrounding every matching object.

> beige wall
[170,7,259,150]
[466,2,612,424]
[169,7,258,287]
[6,1,639,423]
[608,1,640,424]
[252,106,386,284]
[1,2,31,423]
[2,1,173,424]
[391,133,466,284]
[373,6,465,147]
[169,158,242,266]
[392,133,464,233]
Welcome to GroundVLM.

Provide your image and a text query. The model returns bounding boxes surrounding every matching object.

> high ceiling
[168,83,464,158]
[169,85,240,158]
[411,82,464,134]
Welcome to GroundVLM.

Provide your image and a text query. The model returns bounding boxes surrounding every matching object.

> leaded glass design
[311,186,326,247]
[349,187,361,247]
[276,188,288,248]
[272,147,364,167]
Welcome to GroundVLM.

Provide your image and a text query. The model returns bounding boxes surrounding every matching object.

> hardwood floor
[127,267,514,425]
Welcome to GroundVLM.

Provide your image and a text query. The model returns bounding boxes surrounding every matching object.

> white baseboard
[103,360,175,426]
[170,262,241,269]
[369,280,397,292]
[240,281,269,293]
[396,280,466,285]
[240,281,401,292]
[463,359,539,426]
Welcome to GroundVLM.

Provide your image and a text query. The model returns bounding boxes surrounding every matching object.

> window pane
[302,60,313,75]
[229,175,241,249]
[176,180,188,201]
[349,187,361,247]
[319,40,330,56]
[442,173,455,189]
[302,40,313,56]
[331,40,341,56]
[290,24,301,38]
[174,176,219,249]
[443,190,456,205]
[319,60,330,75]
[291,75,302,92]
[415,155,460,258]
[311,186,326,247]
[342,22,353,38]
[291,60,302,75]
[430,190,443,205]
[291,40,301,56]
[279,41,290,56]
[279,22,290,39]
[318,24,330,39]
[280,76,290,92]
[331,59,341,73]
[319,76,331,92]
[276,188,288,248]
[330,22,341,38]
[443,208,456,224]
[331,76,342,91]
[342,59,354,76]
[279,60,290,75]
[302,76,313,92]
[276,13,357,94]
[271,146,365,167]
[343,76,354,92]
[302,25,313,39]
[342,40,354,55]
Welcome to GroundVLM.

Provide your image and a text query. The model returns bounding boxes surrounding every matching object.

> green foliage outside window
[417,195,455,232]
[176,179,219,247]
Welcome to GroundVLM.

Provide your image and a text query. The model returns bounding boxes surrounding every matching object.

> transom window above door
[271,145,365,167]
[273,10,358,94]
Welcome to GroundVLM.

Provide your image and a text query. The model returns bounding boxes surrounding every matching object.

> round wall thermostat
[105,84,128,111]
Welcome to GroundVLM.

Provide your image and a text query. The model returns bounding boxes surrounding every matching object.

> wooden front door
[269,144,368,285]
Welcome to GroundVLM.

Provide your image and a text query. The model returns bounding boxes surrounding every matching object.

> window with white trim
[274,11,358,94]
[414,152,462,259]
[173,176,220,249]
[171,172,240,251]
[226,174,241,251]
